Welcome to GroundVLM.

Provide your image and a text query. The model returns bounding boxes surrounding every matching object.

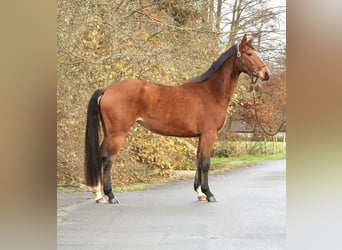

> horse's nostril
[263,71,270,81]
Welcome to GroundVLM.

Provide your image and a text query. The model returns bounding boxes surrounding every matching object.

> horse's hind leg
[102,134,125,204]
[102,154,119,204]
[93,182,106,203]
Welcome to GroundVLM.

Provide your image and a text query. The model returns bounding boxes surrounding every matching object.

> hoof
[207,196,217,202]
[108,198,120,204]
[197,195,207,201]
[96,198,108,204]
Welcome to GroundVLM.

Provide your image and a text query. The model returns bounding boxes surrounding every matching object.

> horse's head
[236,35,271,83]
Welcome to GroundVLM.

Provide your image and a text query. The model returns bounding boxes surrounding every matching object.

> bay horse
[85,35,270,204]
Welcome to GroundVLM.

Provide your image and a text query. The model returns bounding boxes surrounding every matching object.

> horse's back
[103,79,144,97]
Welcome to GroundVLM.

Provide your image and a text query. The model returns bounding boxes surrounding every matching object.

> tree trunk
[216,0,222,32]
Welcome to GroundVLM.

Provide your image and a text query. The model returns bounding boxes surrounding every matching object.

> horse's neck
[208,58,240,108]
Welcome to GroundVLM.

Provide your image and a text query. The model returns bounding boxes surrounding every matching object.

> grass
[210,152,286,173]
[212,151,286,164]
[214,140,286,157]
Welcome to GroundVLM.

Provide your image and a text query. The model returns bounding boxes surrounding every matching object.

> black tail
[84,89,105,187]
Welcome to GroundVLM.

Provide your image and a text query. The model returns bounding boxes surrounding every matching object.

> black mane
[188,44,238,83]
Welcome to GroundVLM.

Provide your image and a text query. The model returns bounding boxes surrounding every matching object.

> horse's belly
[136,117,199,137]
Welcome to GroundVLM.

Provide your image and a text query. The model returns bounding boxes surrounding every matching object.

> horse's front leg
[199,156,216,202]
[194,165,206,201]
[196,132,217,202]
[194,139,206,201]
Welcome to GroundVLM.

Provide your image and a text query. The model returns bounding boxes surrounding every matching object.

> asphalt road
[57,159,286,250]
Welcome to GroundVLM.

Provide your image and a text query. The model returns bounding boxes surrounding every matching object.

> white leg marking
[93,182,105,202]
[196,186,207,201]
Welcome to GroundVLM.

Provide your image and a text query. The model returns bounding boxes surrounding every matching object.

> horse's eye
[246,52,252,56]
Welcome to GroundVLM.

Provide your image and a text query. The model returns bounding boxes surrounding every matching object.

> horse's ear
[248,37,254,45]
[240,34,248,47]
